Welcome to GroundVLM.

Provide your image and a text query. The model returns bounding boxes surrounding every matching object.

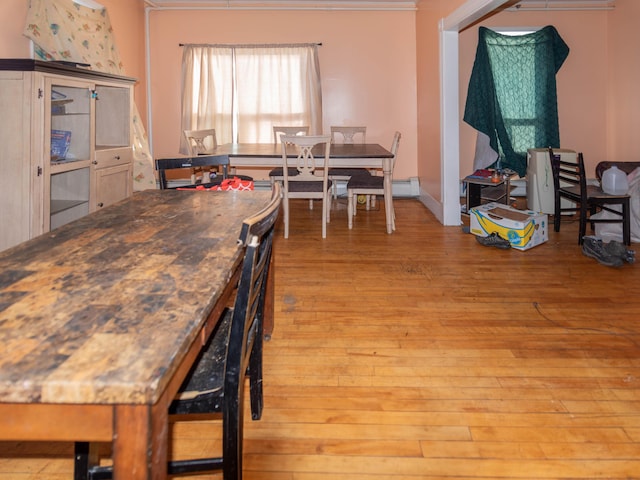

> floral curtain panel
[23,0,156,190]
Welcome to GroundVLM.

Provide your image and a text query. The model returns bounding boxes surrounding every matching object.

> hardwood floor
[2,197,640,479]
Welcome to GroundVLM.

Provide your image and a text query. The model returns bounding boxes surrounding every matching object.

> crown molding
[145,0,417,11]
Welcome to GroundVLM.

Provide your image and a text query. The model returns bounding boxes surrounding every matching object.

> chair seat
[561,184,630,202]
[586,184,630,201]
[347,174,383,190]
[288,179,333,193]
[170,310,232,415]
[269,167,299,177]
[328,168,371,177]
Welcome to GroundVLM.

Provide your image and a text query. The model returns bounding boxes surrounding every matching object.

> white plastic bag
[593,167,640,243]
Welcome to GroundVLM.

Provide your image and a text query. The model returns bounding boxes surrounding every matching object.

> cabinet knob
[114,155,121,160]
[92,160,98,165]
[97,202,104,208]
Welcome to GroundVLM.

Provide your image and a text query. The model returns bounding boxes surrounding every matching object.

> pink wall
[607,0,640,163]
[147,8,418,180]
[0,0,147,127]
[0,0,33,58]
[416,0,467,202]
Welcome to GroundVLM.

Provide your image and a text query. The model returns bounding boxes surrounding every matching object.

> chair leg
[578,203,588,244]
[554,194,562,232]
[321,195,327,238]
[249,337,264,421]
[347,189,354,229]
[623,199,631,245]
[74,442,101,480]
[74,442,90,480]
[283,197,289,239]
[384,193,394,234]
[222,392,243,480]
[331,179,338,199]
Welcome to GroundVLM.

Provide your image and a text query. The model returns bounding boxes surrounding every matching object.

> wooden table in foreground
[0,189,272,480]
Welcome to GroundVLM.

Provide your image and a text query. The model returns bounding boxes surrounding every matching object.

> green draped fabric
[463,26,569,177]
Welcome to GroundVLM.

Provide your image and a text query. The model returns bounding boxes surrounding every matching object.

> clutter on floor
[469,201,548,251]
[582,236,635,267]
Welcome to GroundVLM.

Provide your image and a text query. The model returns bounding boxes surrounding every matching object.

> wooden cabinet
[0,59,135,252]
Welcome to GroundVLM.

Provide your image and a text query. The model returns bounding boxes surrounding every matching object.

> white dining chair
[328,126,370,199]
[183,128,217,155]
[269,126,310,188]
[280,135,332,239]
[347,131,401,234]
[183,129,219,183]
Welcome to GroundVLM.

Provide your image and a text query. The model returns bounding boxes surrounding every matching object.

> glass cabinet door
[48,80,92,164]
[46,78,92,231]
[95,84,131,150]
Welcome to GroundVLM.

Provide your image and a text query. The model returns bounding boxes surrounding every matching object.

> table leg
[383,158,394,234]
[467,182,481,210]
[112,404,168,480]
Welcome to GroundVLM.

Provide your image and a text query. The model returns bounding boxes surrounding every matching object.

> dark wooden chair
[74,183,282,480]
[549,148,631,245]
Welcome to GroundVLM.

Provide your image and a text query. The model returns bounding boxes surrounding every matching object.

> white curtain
[181,44,322,152]
[24,0,157,191]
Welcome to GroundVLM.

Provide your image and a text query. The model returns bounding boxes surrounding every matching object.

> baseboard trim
[163,176,422,197]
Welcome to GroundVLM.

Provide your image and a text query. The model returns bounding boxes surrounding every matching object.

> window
[180,44,322,151]
[463,26,569,177]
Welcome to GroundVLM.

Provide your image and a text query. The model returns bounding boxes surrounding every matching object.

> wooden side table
[464,175,511,210]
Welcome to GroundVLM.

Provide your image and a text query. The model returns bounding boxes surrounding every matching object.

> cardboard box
[469,202,548,251]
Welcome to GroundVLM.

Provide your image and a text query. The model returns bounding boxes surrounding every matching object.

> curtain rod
[179,42,322,47]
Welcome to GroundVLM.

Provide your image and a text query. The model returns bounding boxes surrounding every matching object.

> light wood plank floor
[2,197,640,479]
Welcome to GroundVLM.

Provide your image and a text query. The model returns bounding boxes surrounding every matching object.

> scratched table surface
[0,189,272,406]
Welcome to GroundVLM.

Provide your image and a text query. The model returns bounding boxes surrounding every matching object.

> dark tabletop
[0,189,272,405]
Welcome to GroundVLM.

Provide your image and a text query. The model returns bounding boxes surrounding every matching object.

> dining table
[155,142,395,189]
[0,188,273,479]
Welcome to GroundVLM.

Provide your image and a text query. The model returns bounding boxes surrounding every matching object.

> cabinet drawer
[94,163,132,210]
[94,147,132,169]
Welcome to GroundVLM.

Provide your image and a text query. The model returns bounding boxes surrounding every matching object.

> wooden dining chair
[549,147,631,245]
[183,129,219,182]
[74,184,282,480]
[280,135,332,238]
[328,126,371,199]
[184,128,218,155]
[269,126,310,188]
[330,126,367,144]
[347,131,401,234]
